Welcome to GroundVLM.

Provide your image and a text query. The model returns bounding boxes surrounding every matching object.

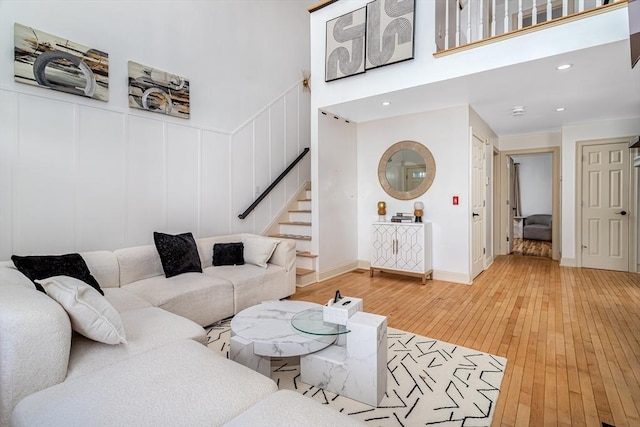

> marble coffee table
[229,300,339,377]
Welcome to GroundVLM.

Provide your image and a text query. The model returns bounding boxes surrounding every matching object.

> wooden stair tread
[296,251,318,258]
[296,268,314,276]
[289,210,311,213]
[279,221,311,226]
[269,233,312,241]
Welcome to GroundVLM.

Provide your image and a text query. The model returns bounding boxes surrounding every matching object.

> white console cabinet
[370,222,433,284]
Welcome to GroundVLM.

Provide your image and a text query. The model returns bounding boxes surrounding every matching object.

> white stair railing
[436,0,619,52]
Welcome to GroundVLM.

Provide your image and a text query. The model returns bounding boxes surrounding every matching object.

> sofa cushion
[115,244,165,286]
[243,235,279,268]
[213,242,245,266]
[11,253,103,294]
[0,262,36,289]
[203,264,287,313]
[223,390,365,427]
[66,306,206,379]
[36,276,127,345]
[13,340,278,427]
[102,287,153,312]
[0,285,71,427]
[81,251,121,288]
[124,273,234,326]
[154,231,202,277]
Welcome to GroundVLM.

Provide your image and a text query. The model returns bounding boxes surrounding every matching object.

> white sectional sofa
[0,233,363,427]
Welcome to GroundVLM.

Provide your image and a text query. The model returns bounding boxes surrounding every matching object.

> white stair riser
[305,190,312,199]
[289,211,311,222]
[296,256,316,270]
[280,224,311,235]
[297,200,311,210]
[293,239,311,252]
[296,274,317,287]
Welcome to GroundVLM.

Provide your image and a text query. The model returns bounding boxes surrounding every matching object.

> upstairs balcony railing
[435,0,624,52]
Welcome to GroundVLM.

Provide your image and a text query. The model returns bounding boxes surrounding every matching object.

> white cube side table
[300,311,387,407]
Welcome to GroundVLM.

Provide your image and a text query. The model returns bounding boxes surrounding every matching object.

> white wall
[511,153,553,217]
[1,0,314,131]
[499,132,561,151]
[0,1,312,259]
[357,106,472,280]
[316,112,359,277]
[309,0,629,114]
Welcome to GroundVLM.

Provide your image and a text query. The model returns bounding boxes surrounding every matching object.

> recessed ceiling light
[556,107,566,112]
[382,101,390,106]
[556,64,572,70]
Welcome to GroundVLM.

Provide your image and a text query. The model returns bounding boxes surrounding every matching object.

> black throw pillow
[11,253,104,295]
[153,232,203,278]
[212,242,245,266]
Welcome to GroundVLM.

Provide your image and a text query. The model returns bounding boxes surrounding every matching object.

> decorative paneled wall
[0,85,310,259]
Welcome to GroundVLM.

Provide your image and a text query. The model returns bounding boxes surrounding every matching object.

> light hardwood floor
[513,238,553,258]
[291,255,640,427]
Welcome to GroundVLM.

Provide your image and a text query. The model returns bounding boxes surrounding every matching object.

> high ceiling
[322,39,639,137]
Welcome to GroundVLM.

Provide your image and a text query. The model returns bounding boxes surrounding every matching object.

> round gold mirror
[378,141,436,200]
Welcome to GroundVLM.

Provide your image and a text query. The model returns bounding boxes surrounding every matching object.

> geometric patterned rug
[206,320,507,427]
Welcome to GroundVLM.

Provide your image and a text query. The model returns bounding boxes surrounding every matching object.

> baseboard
[357,261,471,285]
[357,260,371,270]
[318,261,360,282]
[560,257,577,267]
[433,270,472,285]
[484,257,494,270]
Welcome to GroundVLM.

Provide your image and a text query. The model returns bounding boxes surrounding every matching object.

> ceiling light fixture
[556,64,572,70]
[382,101,390,106]
[556,107,566,112]
[512,106,525,116]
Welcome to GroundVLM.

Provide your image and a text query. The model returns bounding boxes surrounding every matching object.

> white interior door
[581,142,630,271]
[471,135,485,279]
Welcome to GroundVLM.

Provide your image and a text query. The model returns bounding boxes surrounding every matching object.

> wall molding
[0,81,310,259]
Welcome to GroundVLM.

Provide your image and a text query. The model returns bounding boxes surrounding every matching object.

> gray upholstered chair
[523,214,552,241]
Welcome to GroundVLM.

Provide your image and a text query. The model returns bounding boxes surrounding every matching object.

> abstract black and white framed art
[325,7,366,82]
[365,0,415,70]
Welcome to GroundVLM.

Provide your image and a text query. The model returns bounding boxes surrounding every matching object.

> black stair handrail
[238,147,310,219]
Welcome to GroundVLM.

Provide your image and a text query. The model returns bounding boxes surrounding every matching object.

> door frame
[498,146,561,260]
[492,147,501,262]
[575,138,638,272]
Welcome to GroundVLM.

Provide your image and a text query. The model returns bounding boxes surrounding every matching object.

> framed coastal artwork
[325,7,366,82]
[128,61,190,119]
[14,23,109,101]
[365,0,415,70]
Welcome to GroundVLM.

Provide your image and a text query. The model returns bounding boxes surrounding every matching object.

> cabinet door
[395,224,424,272]
[371,224,396,269]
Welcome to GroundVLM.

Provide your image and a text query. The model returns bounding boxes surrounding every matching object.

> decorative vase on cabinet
[370,222,433,284]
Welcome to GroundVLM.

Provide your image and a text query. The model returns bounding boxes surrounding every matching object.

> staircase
[269,185,318,287]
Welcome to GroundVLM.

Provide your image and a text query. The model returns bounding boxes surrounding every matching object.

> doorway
[498,147,561,260]
[510,153,553,258]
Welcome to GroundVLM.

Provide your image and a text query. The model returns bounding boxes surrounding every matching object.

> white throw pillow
[36,276,127,345]
[243,236,280,269]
